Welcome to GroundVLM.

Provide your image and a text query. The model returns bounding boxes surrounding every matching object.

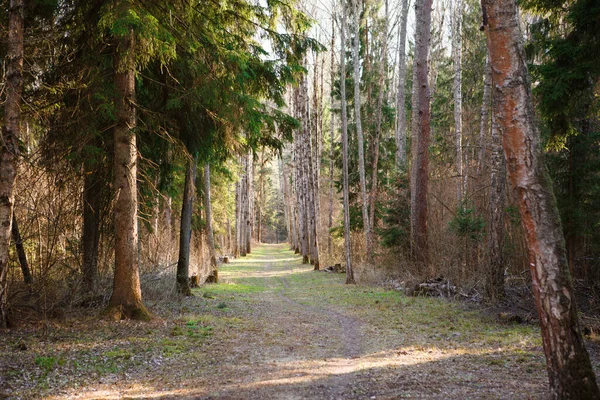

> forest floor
[2,243,600,399]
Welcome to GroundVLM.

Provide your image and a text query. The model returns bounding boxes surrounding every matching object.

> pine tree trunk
[82,169,101,293]
[410,0,433,272]
[234,178,242,257]
[395,0,410,167]
[484,114,506,303]
[176,154,197,295]
[482,1,600,396]
[203,163,218,283]
[108,28,150,320]
[353,0,370,255]
[452,0,463,203]
[341,0,355,284]
[0,0,24,328]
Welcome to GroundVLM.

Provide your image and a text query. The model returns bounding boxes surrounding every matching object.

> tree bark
[395,0,410,167]
[410,0,433,272]
[482,1,600,397]
[176,154,197,295]
[0,0,24,328]
[352,0,371,255]
[203,163,218,283]
[341,0,355,284]
[108,28,150,320]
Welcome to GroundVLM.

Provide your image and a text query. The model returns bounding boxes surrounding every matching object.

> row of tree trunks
[234,152,254,258]
[0,0,25,328]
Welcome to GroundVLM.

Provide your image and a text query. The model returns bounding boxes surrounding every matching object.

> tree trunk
[108,28,150,320]
[353,0,370,255]
[82,169,101,293]
[484,114,506,303]
[452,0,464,203]
[0,0,24,328]
[176,155,197,295]
[12,213,31,286]
[410,0,433,272]
[476,54,492,177]
[482,1,600,397]
[341,0,355,284]
[395,0,410,167]
[203,163,218,283]
[329,15,336,257]
[246,151,253,254]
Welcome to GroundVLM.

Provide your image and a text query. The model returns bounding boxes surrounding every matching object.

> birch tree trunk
[410,0,433,272]
[203,163,218,283]
[341,0,355,284]
[476,54,492,177]
[452,0,464,203]
[234,179,241,257]
[352,0,370,255]
[176,154,197,296]
[395,0,410,167]
[108,28,150,320]
[482,1,600,396]
[0,0,24,328]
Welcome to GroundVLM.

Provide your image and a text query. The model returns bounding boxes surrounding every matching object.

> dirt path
[3,243,598,399]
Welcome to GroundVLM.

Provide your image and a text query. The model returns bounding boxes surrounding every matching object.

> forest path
[3,243,567,399]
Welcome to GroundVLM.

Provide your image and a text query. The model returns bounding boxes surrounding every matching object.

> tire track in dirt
[276,274,364,359]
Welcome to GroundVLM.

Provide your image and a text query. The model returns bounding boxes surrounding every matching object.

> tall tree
[482,0,600,396]
[410,0,433,271]
[107,22,150,320]
[204,163,218,283]
[0,0,25,328]
[452,0,464,202]
[341,0,355,284]
[352,0,370,254]
[394,0,411,167]
[176,155,197,295]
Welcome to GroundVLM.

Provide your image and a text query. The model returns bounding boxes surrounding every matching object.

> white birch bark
[352,0,370,255]
[452,0,464,202]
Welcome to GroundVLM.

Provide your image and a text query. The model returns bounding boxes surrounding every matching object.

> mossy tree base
[104,304,152,321]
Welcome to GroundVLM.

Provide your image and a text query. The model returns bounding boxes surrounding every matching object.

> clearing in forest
[2,243,598,399]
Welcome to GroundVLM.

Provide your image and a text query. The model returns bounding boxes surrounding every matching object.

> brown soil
[1,243,599,399]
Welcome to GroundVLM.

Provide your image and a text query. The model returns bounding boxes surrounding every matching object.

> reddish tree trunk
[482,0,600,397]
[107,29,150,320]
